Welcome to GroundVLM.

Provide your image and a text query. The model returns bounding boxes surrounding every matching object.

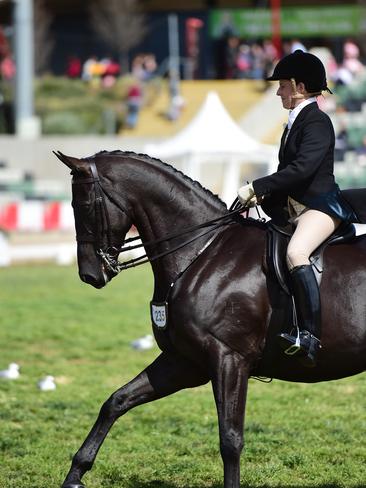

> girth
[266,221,356,295]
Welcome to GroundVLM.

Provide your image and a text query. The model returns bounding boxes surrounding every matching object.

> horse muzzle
[77,245,111,289]
[79,267,109,289]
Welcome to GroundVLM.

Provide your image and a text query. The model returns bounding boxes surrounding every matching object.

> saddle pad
[354,223,366,236]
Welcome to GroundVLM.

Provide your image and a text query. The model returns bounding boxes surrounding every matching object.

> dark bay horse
[55,150,366,488]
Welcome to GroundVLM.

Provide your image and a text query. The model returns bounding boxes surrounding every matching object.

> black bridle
[73,160,249,275]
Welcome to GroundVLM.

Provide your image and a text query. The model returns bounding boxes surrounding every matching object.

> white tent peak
[144,90,277,206]
[145,91,275,159]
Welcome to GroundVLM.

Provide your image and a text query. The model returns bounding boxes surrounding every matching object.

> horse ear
[53,151,89,173]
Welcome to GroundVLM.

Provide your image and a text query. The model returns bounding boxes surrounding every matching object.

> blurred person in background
[125,80,143,129]
[263,39,279,84]
[281,39,307,57]
[290,38,307,53]
[166,93,185,121]
[334,123,349,162]
[142,54,157,81]
[66,55,81,79]
[100,56,120,87]
[131,53,157,82]
[355,133,366,166]
[82,55,99,82]
[333,39,365,87]
[250,42,266,79]
[224,35,240,79]
[0,54,15,80]
[343,40,364,78]
[236,43,252,79]
[131,54,146,81]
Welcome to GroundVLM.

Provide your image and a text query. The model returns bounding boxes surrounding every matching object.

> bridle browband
[73,160,248,275]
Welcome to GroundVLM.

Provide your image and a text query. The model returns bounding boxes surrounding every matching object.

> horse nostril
[80,274,88,283]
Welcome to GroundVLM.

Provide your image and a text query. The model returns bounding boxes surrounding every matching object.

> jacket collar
[289,101,317,129]
[287,97,317,130]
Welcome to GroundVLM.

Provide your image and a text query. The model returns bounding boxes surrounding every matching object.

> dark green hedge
[0,74,161,135]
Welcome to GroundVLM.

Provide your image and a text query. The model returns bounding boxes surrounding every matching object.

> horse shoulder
[169,223,269,362]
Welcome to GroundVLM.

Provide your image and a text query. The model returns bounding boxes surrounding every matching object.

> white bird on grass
[38,375,56,391]
[130,334,154,350]
[0,362,20,379]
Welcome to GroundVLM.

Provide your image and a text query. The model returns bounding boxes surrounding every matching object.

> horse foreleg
[61,352,208,488]
[210,343,249,488]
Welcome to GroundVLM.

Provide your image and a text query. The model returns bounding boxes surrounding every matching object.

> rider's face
[276,79,294,109]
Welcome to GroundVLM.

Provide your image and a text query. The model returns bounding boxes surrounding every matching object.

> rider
[238,49,356,367]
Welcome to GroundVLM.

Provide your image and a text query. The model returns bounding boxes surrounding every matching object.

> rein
[74,160,248,275]
[100,208,245,273]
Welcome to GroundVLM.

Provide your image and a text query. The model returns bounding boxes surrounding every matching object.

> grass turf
[0,264,365,488]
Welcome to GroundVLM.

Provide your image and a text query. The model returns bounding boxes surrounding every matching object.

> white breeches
[286,209,341,270]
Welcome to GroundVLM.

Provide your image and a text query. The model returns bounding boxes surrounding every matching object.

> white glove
[237,182,257,206]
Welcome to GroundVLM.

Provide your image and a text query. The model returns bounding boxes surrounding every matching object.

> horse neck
[116,157,227,286]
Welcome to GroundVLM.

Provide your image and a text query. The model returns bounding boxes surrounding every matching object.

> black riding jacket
[252,102,355,225]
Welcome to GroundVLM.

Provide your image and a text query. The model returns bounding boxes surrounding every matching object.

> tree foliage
[89,0,147,71]
[34,0,54,75]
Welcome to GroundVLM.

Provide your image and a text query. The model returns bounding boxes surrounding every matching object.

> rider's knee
[286,248,310,270]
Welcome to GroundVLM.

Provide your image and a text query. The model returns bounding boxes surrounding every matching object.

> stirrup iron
[284,326,301,356]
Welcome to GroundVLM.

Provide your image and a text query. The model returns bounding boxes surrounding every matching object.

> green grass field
[0,264,365,488]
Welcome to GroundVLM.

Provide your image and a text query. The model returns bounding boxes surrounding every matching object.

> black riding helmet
[267,49,332,94]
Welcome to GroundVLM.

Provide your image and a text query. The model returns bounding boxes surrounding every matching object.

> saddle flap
[266,221,356,294]
[266,224,291,295]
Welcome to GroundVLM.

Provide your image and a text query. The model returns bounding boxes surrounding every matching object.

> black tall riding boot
[277,264,321,367]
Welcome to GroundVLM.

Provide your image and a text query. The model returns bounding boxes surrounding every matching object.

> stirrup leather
[285,295,301,355]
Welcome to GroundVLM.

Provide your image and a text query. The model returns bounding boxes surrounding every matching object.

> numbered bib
[150,301,168,329]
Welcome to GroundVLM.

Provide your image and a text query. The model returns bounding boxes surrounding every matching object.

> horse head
[54,151,133,288]
[56,149,230,292]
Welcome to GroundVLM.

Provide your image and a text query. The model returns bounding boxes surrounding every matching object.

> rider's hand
[237,183,257,207]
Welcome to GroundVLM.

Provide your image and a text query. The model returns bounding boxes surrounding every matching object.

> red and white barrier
[0,201,74,232]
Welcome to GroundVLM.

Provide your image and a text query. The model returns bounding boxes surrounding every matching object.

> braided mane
[93,150,227,211]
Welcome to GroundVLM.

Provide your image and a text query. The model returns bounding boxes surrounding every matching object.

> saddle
[253,220,357,376]
[266,221,356,295]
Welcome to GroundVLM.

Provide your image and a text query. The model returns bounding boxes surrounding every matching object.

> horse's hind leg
[210,341,249,488]
[62,352,208,488]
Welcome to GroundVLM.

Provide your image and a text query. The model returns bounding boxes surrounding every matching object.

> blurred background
[1,0,366,266]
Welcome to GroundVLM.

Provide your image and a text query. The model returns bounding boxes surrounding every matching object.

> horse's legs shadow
[107,478,366,488]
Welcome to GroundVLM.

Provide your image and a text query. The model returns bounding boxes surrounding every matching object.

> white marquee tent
[145,91,277,205]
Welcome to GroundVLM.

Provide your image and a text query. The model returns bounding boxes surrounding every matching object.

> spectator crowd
[2,23,366,144]
[223,36,279,81]
[221,36,366,88]
[66,52,158,87]
[64,52,159,129]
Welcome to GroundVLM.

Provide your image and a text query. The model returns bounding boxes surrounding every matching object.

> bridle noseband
[72,160,133,250]
[72,160,249,275]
